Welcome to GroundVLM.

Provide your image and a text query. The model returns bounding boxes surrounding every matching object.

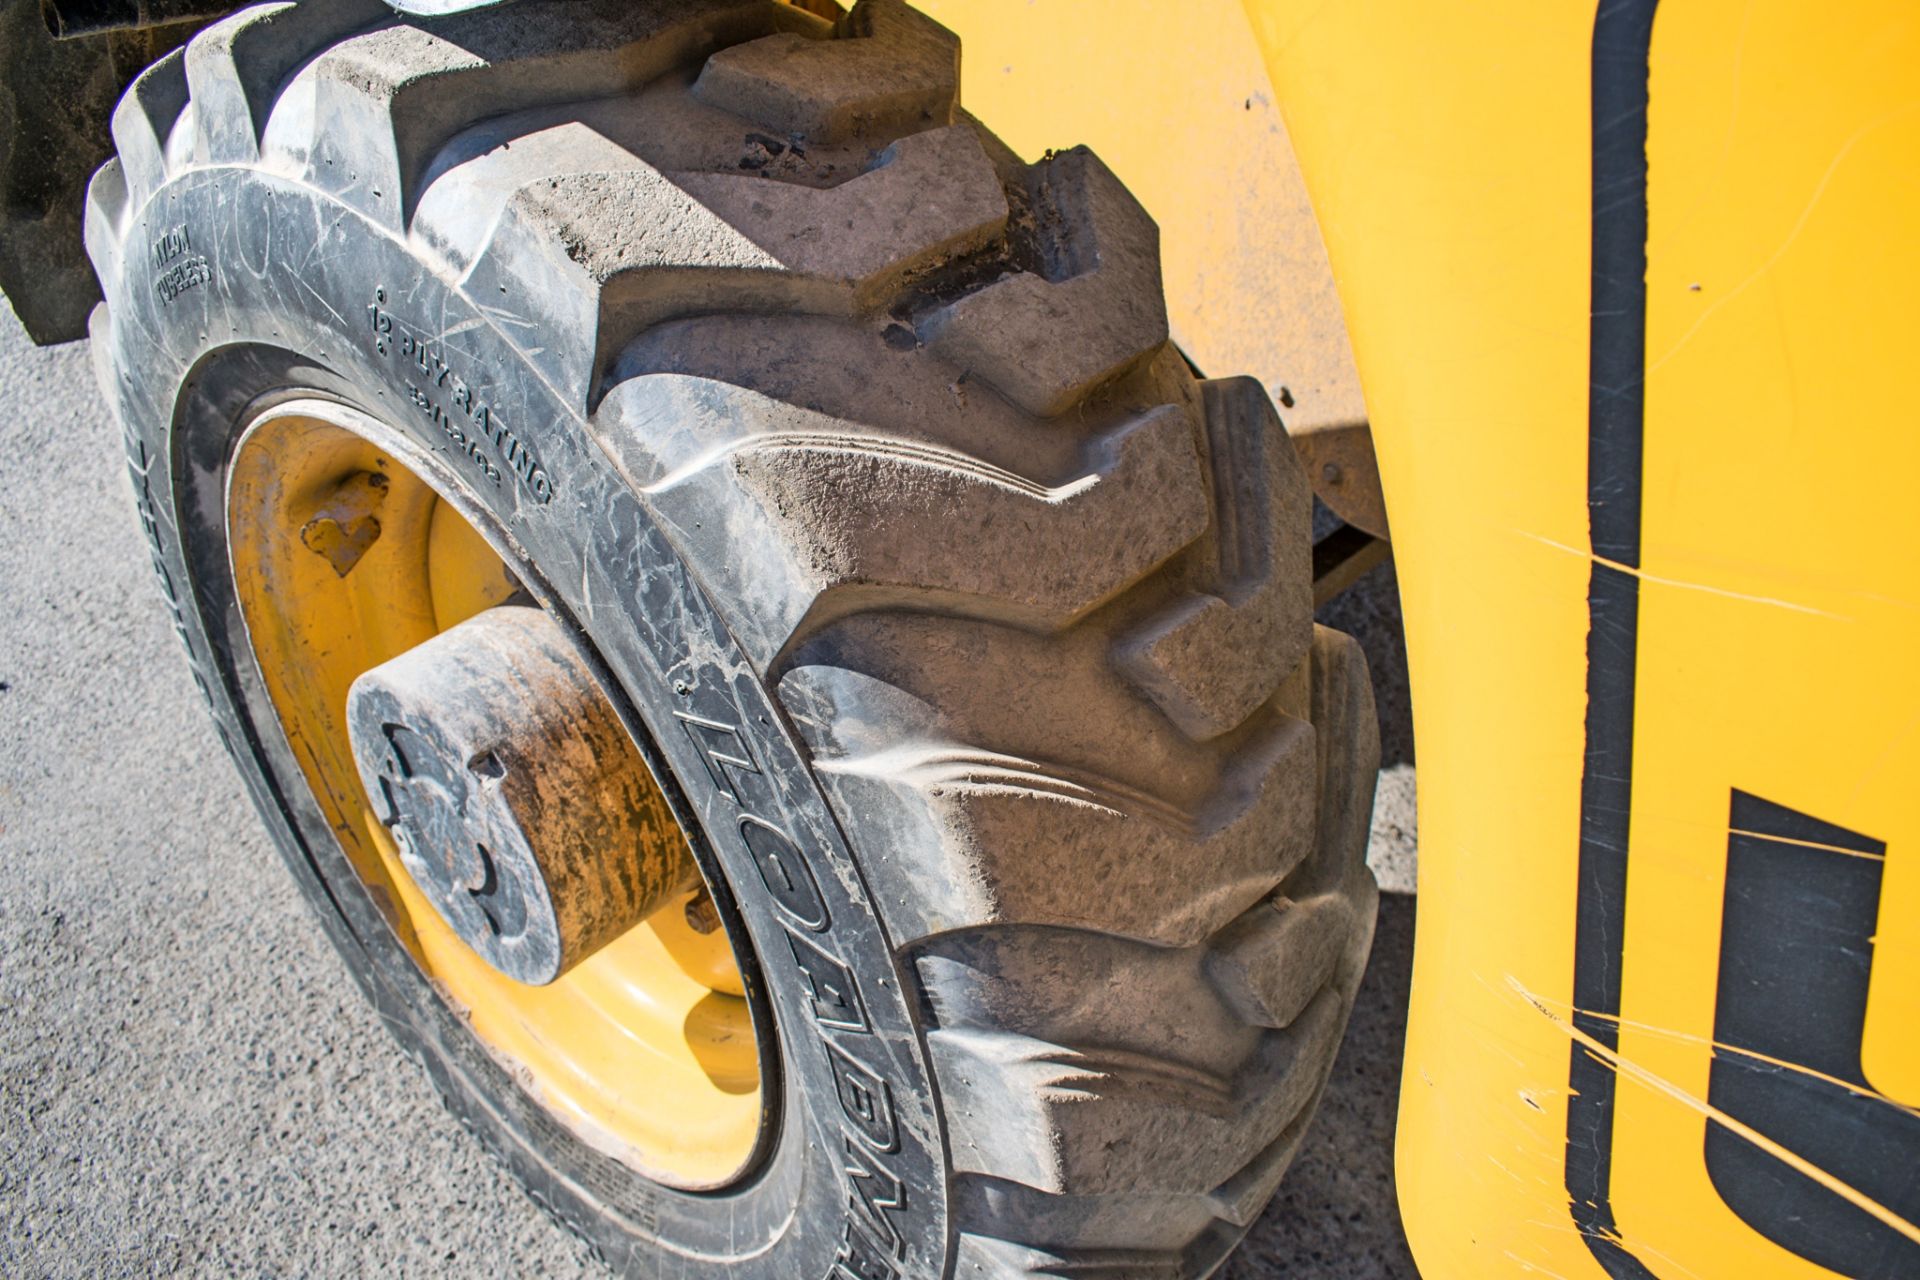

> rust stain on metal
[345,605,698,985]
[299,470,389,577]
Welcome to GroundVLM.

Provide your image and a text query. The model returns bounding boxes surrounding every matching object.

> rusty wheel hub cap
[347,606,697,986]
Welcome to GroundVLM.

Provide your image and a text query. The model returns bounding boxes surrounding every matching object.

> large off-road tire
[85,2,1380,1276]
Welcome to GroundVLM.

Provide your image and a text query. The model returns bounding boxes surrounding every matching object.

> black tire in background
[86,1,1381,1275]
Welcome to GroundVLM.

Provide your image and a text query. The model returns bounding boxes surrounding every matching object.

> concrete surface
[0,299,1420,1278]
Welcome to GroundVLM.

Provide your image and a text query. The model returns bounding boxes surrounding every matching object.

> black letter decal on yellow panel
[1572,6,1920,1277]
[1568,1,1659,1276]
[1705,790,1919,1279]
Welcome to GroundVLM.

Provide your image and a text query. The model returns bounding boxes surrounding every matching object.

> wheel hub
[346,605,697,986]
[229,403,765,1184]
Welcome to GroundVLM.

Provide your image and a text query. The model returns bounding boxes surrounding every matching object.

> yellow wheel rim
[226,400,764,1188]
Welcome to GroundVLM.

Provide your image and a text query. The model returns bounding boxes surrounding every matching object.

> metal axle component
[1289,419,1388,541]
[346,606,696,985]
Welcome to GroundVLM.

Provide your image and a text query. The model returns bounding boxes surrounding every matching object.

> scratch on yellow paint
[1538,995,1920,1122]
[1513,531,1851,621]
[1508,975,1920,1248]
[1726,827,1889,864]
[1646,99,1920,377]
[1508,1214,1710,1280]
[1501,1251,1574,1280]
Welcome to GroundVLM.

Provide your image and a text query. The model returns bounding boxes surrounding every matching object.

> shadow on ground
[1235,517,1421,1275]
[1228,896,1420,1279]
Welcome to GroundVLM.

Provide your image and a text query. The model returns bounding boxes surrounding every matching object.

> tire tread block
[918,148,1168,418]
[693,0,958,144]
[1303,625,1381,897]
[1115,377,1313,740]
[185,0,390,165]
[1203,890,1354,1030]
[272,2,774,227]
[930,987,1343,1197]
[800,706,1316,947]
[671,123,1008,305]
[453,124,1008,410]
[603,377,1208,666]
[83,160,129,292]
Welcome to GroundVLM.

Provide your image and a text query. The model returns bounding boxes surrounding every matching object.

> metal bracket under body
[1310,521,1390,608]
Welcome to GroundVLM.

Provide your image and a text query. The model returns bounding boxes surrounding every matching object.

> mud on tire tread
[86,2,1379,1276]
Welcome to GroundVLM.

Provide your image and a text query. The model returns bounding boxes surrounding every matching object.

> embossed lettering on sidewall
[676,708,917,1280]
[367,290,554,504]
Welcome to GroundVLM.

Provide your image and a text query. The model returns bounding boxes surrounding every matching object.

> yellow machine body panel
[926,0,1920,1275]
[1239,0,1920,1276]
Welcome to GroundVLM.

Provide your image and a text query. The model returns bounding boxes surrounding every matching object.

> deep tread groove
[916,147,1170,418]
[1115,378,1314,740]
[186,0,392,165]
[112,47,191,204]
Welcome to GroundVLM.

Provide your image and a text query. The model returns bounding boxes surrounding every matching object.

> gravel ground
[0,298,1419,1278]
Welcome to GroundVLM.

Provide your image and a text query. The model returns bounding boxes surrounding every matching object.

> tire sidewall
[106,166,949,1279]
